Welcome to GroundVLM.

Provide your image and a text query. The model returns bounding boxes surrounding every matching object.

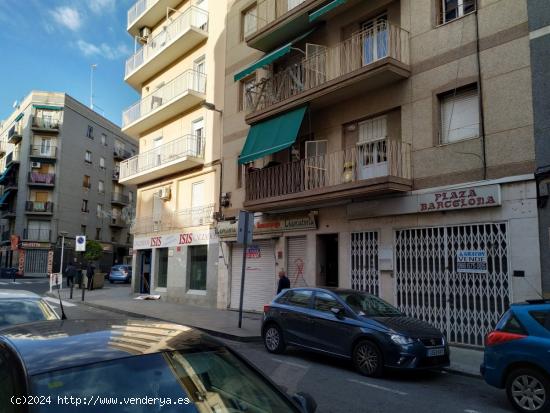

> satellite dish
[12,100,18,109]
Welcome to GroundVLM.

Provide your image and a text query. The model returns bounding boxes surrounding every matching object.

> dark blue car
[261,288,449,377]
[481,300,550,413]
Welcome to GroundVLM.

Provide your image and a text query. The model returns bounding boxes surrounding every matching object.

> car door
[528,309,550,373]
[309,291,355,356]
[277,289,315,347]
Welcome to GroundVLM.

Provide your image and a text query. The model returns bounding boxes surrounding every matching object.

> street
[0,279,513,413]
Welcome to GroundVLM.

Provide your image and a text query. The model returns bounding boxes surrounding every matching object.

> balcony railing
[32,116,60,130]
[112,169,120,180]
[245,139,411,202]
[30,145,57,158]
[248,0,309,37]
[7,124,23,142]
[28,172,55,185]
[127,0,154,27]
[25,201,54,213]
[125,6,209,77]
[109,216,126,227]
[0,140,7,156]
[111,193,130,205]
[5,148,21,166]
[122,69,207,127]
[245,22,409,113]
[114,147,132,160]
[130,203,215,234]
[119,135,205,180]
[23,228,51,242]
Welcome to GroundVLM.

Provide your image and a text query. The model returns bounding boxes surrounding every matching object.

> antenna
[90,64,98,110]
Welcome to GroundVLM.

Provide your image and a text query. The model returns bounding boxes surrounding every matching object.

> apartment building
[0,91,137,276]
[121,0,225,307]
[219,0,542,347]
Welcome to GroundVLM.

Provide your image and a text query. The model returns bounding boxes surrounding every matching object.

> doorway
[317,234,338,287]
[139,250,152,294]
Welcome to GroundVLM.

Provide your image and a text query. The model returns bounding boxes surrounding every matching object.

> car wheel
[353,340,384,377]
[506,368,549,413]
[263,324,286,354]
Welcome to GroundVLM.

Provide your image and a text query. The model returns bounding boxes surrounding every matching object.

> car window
[0,352,16,413]
[500,313,527,335]
[314,292,344,314]
[30,349,299,413]
[286,290,313,308]
[529,310,550,332]
[335,291,402,317]
[0,299,58,327]
[275,290,291,304]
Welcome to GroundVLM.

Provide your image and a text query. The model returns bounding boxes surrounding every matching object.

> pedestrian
[64,261,77,288]
[86,262,95,291]
[276,269,290,294]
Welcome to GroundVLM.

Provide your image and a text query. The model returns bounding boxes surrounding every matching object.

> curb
[442,367,482,379]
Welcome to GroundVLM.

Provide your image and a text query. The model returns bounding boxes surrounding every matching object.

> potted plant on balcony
[342,161,354,183]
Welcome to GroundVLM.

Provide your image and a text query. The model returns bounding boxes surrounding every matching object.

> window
[128,191,134,204]
[192,118,205,156]
[83,175,91,189]
[188,245,207,290]
[81,225,87,235]
[440,86,479,144]
[95,228,101,240]
[530,311,550,332]
[241,3,257,39]
[100,157,105,169]
[314,292,344,313]
[86,125,94,139]
[157,248,169,288]
[101,133,107,146]
[239,75,256,111]
[286,290,313,308]
[500,313,527,335]
[194,56,206,92]
[85,151,92,164]
[40,137,52,156]
[27,220,51,242]
[81,199,89,213]
[98,180,104,193]
[439,0,476,24]
[97,203,103,218]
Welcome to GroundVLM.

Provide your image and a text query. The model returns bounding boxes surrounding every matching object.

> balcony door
[153,136,163,167]
[357,115,388,180]
[40,138,52,156]
[305,140,327,190]
[193,56,206,93]
[194,0,208,30]
[192,118,204,157]
[361,14,388,65]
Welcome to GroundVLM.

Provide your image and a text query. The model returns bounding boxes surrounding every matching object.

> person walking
[64,261,77,288]
[86,262,95,291]
[276,269,290,294]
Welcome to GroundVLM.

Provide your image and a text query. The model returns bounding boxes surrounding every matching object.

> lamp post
[58,231,69,275]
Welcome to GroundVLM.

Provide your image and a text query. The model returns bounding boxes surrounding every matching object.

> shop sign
[217,213,317,238]
[101,243,113,252]
[245,245,261,259]
[133,229,217,250]
[21,242,50,249]
[418,185,500,213]
[457,250,488,274]
[47,250,54,274]
[18,250,25,273]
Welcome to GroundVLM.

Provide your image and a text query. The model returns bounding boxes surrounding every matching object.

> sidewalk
[50,284,483,376]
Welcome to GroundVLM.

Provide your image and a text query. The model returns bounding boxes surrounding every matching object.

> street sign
[237,211,254,244]
[75,235,86,252]
[457,250,487,274]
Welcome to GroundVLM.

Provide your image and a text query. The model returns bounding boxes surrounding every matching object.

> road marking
[464,410,482,413]
[271,358,309,369]
[347,378,408,396]
[43,296,76,307]
[0,281,21,285]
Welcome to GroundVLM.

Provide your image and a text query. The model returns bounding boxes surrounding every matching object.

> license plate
[427,347,445,357]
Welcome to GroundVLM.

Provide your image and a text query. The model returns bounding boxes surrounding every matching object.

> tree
[84,240,103,262]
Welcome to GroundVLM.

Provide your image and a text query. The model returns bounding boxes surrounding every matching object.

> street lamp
[58,231,69,275]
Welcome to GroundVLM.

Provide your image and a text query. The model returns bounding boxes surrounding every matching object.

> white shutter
[358,115,387,143]
[230,240,276,311]
[191,181,204,209]
[441,89,480,143]
[287,236,307,287]
[305,140,327,158]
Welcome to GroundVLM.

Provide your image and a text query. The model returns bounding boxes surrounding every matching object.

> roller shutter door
[287,236,307,287]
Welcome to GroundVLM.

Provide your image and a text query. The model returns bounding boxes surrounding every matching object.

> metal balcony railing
[30,145,57,158]
[32,116,60,130]
[119,134,205,180]
[25,201,54,213]
[247,0,309,38]
[122,69,207,127]
[0,140,7,155]
[8,124,23,141]
[23,228,51,241]
[109,216,126,227]
[111,193,130,205]
[245,22,410,113]
[5,148,20,165]
[130,203,215,234]
[245,139,411,202]
[125,5,209,77]
[127,0,154,27]
[28,172,55,185]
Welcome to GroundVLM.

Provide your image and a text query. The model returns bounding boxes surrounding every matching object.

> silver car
[0,290,59,328]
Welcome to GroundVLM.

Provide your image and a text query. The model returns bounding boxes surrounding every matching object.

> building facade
[121,0,225,307]
[0,91,137,276]
[219,0,542,347]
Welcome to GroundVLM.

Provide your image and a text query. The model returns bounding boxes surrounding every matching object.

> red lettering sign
[179,233,193,245]
[150,236,162,247]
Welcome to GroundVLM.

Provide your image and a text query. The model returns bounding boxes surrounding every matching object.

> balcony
[28,172,55,187]
[245,23,410,124]
[244,139,412,212]
[111,193,130,206]
[7,124,23,144]
[125,5,209,90]
[5,149,21,167]
[109,217,127,228]
[1,208,16,219]
[0,140,7,158]
[122,69,206,136]
[30,145,57,161]
[130,203,215,234]
[112,168,120,181]
[119,135,205,185]
[25,201,54,215]
[23,228,51,242]
[31,116,60,132]
[114,147,132,161]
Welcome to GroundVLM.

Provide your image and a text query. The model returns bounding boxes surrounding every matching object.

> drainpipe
[474,8,488,180]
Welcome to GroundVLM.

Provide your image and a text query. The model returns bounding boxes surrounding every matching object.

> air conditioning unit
[158,187,171,200]
[139,26,151,42]
[30,162,41,169]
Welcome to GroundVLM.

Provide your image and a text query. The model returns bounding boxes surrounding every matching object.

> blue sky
[0,0,140,126]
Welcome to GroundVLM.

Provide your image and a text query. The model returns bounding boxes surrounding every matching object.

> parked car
[0,290,59,328]
[0,319,317,413]
[480,299,550,413]
[108,264,132,283]
[262,288,449,377]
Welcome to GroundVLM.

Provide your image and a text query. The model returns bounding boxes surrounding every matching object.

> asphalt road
[0,278,513,413]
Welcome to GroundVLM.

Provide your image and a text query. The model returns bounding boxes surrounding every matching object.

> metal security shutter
[395,223,510,347]
[24,249,49,276]
[287,236,307,287]
[230,240,276,311]
[351,232,379,295]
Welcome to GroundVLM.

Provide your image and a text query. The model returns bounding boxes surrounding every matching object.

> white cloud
[88,0,116,15]
[50,6,82,31]
[76,40,131,60]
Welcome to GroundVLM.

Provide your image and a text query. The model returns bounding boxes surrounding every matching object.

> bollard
[70,282,74,300]
[81,279,85,302]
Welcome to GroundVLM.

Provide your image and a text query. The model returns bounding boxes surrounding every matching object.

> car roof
[0,319,222,376]
[0,290,41,299]
[282,287,368,295]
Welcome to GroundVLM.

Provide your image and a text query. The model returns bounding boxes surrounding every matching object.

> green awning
[0,190,12,206]
[239,106,307,164]
[33,105,63,111]
[234,44,292,82]
[0,165,13,185]
[14,113,24,122]
[309,0,347,22]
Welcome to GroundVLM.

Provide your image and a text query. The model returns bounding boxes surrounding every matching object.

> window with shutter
[440,88,480,144]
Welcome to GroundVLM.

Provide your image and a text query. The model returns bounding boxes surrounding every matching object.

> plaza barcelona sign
[418,185,501,213]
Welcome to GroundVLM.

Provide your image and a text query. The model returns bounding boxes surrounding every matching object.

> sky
[0,0,140,126]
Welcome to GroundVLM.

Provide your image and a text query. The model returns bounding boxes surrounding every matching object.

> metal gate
[287,236,307,287]
[24,249,49,276]
[395,223,510,347]
[351,231,379,295]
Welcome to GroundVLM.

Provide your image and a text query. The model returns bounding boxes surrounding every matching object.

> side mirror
[292,392,317,413]
[330,307,345,319]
